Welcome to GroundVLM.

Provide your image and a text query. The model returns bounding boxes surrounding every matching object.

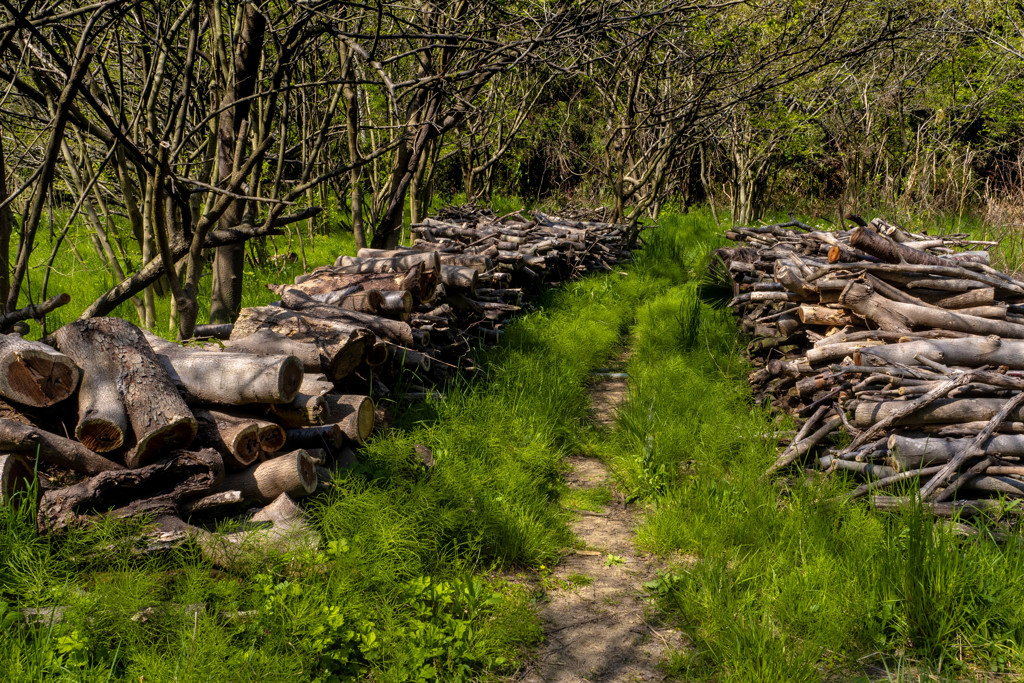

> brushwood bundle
[718,216,1024,526]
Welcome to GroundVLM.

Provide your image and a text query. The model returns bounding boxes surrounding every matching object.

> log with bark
[54,318,196,467]
[38,448,223,532]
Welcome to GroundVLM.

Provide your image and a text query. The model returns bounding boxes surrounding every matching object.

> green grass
[0,214,675,680]
[599,209,1024,680]
[15,212,357,338]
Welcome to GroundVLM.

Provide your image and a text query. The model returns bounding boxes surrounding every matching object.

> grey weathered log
[231,307,374,379]
[335,251,440,273]
[855,397,1024,428]
[888,434,1024,469]
[54,318,196,468]
[218,450,317,504]
[145,332,303,406]
[38,448,223,532]
[271,294,415,346]
[268,283,384,313]
[217,329,323,375]
[0,333,80,408]
[265,392,328,428]
[919,391,1024,499]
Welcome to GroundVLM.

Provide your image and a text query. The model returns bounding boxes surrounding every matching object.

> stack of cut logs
[0,207,632,565]
[718,216,1024,524]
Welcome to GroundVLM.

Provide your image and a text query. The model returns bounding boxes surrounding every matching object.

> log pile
[718,215,1024,521]
[0,207,634,565]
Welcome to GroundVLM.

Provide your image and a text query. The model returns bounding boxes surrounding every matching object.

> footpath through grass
[602,210,1024,681]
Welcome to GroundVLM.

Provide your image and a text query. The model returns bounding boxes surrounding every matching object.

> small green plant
[604,554,626,567]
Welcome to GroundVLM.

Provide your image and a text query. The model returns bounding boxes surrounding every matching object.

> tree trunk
[209,5,267,324]
[0,334,80,407]
[54,318,196,468]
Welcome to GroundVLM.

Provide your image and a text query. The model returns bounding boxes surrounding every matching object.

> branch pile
[0,207,633,565]
[719,217,1024,522]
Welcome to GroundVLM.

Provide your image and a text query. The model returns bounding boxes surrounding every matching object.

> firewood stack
[0,207,634,563]
[717,216,1024,522]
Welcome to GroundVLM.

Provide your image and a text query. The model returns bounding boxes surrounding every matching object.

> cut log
[322,394,374,443]
[439,265,478,293]
[380,290,413,317]
[0,453,35,506]
[887,434,1024,469]
[850,226,951,266]
[194,409,262,470]
[180,489,246,517]
[0,418,122,474]
[335,251,440,273]
[854,398,1024,428]
[218,450,317,504]
[840,282,1024,337]
[797,305,856,327]
[145,332,303,406]
[231,307,373,379]
[293,265,436,304]
[269,283,384,313]
[38,448,223,532]
[256,420,287,453]
[54,318,196,468]
[266,392,328,427]
[283,424,344,451]
[271,294,415,346]
[0,334,80,407]
[853,336,1024,369]
[180,493,320,568]
[300,373,335,397]
[217,329,323,375]
[191,323,235,340]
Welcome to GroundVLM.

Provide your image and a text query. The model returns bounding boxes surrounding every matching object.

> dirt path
[517,360,684,683]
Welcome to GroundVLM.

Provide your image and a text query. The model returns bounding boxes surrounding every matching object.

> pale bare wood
[0,334,80,408]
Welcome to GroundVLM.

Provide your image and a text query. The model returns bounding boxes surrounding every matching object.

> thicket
[4,1,1024,337]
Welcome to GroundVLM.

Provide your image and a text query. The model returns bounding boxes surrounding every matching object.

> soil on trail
[517,360,685,683]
